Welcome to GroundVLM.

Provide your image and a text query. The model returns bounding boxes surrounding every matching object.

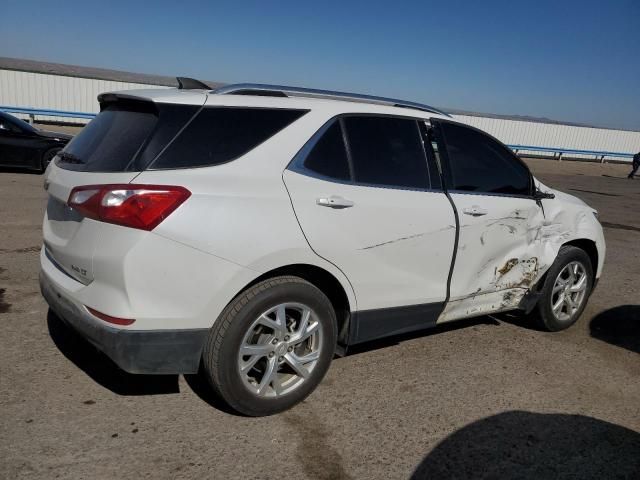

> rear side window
[151,108,307,169]
[58,102,159,172]
[343,116,430,189]
[439,122,531,195]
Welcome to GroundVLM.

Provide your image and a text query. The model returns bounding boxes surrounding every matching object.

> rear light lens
[68,184,190,231]
[86,306,135,326]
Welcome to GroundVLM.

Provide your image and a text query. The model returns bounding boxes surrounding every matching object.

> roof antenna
[176,77,211,90]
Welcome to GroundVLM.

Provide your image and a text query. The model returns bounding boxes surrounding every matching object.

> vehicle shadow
[411,411,640,479]
[345,316,500,357]
[47,310,180,395]
[0,166,42,175]
[489,310,544,331]
[590,305,640,354]
[183,371,239,416]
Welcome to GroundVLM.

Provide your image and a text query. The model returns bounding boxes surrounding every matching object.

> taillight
[68,184,190,231]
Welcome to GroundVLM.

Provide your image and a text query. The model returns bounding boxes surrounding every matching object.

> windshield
[0,112,37,134]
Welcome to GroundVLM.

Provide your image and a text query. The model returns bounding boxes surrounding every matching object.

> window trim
[430,118,535,199]
[287,113,443,192]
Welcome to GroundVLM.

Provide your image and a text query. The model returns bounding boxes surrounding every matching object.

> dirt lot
[0,158,638,479]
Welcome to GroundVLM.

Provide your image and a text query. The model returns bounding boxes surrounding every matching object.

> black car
[0,111,73,172]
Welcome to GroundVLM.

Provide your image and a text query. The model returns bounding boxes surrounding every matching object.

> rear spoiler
[96,93,159,113]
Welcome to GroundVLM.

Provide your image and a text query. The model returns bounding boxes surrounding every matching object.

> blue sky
[1,0,639,130]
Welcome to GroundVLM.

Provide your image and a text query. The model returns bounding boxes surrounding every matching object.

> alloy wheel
[550,261,588,322]
[237,302,323,398]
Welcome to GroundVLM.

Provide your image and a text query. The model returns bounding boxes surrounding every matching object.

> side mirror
[534,189,555,200]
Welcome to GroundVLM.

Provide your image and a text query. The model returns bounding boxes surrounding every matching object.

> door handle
[316,195,354,209]
[463,205,488,216]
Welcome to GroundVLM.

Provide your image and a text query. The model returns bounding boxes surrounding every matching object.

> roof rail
[212,83,451,117]
[177,77,211,90]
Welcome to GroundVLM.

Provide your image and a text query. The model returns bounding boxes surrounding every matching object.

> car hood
[536,179,592,210]
[37,130,73,142]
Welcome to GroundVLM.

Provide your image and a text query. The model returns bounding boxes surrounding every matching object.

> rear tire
[201,276,337,416]
[41,147,60,172]
[533,246,593,331]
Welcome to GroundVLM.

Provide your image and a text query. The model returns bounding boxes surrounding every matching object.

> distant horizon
[1,0,638,130]
[3,54,637,134]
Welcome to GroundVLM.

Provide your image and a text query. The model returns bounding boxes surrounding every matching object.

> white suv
[40,82,605,416]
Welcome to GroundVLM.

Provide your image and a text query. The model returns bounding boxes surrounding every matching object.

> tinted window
[343,116,430,189]
[303,122,350,181]
[59,102,159,172]
[0,112,34,134]
[152,108,307,169]
[440,122,531,195]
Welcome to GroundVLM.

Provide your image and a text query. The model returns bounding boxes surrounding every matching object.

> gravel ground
[0,157,638,479]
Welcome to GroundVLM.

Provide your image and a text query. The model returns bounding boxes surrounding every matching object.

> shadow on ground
[345,316,500,356]
[411,411,640,479]
[0,166,43,175]
[47,310,180,395]
[590,305,640,354]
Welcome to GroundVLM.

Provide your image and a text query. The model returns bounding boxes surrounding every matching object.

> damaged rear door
[430,120,546,322]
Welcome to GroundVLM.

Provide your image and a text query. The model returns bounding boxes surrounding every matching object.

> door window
[439,122,531,195]
[302,121,351,181]
[343,116,430,189]
[299,115,432,190]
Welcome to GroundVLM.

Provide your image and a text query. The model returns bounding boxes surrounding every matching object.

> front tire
[201,276,337,416]
[533,246,593,331]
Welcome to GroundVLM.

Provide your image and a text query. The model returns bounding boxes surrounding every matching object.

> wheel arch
[534,238,599,293]
[240,264,353,352]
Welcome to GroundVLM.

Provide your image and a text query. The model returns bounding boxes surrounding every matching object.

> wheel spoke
[240,353,262,374]
[298,350,320,364]
[564,296,575,311]
[570,275,586,293]
[256,357,278,396]
[296,309,311,337]
[552,281,566,294]
[240,343,272,357]
[552,293,565,313]
[284,353,310,378]
[275,305,288,333]
[256,313,285,336]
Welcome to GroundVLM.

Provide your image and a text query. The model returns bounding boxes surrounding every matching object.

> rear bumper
[40,270,208,374]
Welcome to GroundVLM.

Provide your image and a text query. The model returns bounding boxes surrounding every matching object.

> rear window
[58,102,160,172]
[150,107,307,169]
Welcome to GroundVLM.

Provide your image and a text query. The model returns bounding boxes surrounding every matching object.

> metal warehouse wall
[2,67,639,160]
[0,69,167,123]
[451,114,640,161]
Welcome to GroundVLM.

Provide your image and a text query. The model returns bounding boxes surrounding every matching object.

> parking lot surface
[1,158,639,479]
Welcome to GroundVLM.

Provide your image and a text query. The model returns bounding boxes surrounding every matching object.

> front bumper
[40,270,208,374]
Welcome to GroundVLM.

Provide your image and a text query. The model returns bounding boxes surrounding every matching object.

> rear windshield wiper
[57,151,85,164]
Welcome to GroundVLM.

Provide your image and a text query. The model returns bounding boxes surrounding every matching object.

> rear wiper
[57,151,85,164]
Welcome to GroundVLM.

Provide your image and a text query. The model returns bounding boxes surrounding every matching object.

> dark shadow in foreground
[47,310,179,395]
[411,411,640,479]
[590,305,640,354]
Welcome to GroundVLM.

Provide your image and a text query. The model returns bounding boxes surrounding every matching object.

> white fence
[1,67,639,162]
[0,69,167,124]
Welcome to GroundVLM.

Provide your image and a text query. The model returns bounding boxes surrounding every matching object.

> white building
[1,57,638,162]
